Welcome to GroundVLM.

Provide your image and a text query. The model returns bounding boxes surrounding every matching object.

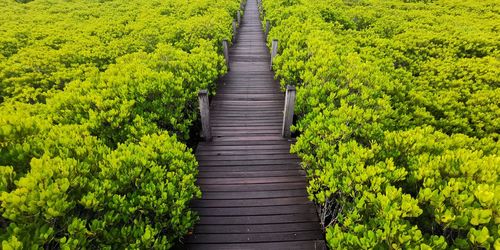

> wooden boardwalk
[185,0,325,249]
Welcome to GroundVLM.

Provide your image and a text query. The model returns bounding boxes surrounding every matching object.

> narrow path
[185,0,325,249]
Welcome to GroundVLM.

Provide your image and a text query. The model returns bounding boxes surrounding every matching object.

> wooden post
[222,39,230,70]
[237,11,241,24]
[232,20,237,42]
[198,90,211,141]
[270,39,278,70]
[265,20,270,40]
[282,85,296,138]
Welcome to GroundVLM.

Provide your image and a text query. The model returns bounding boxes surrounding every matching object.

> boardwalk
[185,0,325,249]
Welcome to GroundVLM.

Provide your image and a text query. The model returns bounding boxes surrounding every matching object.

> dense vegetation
[0,0,240,248]
[261,0,499,248]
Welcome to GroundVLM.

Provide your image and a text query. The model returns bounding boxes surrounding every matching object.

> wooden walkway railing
[185,0,325,249]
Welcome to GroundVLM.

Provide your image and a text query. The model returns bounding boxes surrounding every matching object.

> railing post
[270,39,278,71]
[259,1,264,19]
[265,20,270,39]
[222,39,230,70]
[232,20,237,42]
[198,90,211,142]
[282,85,296,138]
[237,11,241,24]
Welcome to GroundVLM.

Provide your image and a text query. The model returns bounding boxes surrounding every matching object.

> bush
[262,0,500,248]
[1,133,201,249]
[0,0,241,248]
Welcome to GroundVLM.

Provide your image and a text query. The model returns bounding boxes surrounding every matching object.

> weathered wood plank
[197,154,299,161]
[197,213,320,225]
[198,159,300,166]
[197,170,305,178]
[197,144,291,151]
[192,222,320,233]
[209,135,288,140]
[195,204,316,216]
[198,182,307,192]
[191,197,310,208]
[198,166,302,174]
[198,139,294,146]
[196,149,291,155]
[187,230,322,244]
[197,176,305,185]
[199,189,308,199]
[186,240,326,250]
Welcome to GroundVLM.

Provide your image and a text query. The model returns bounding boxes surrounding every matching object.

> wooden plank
[198,165,302,173]
[215,88,280,92]
[195,204,316,216]
[211,111,283,116]
[211,129,282,134]
[211,96,284,101]
[192,222,321,234]
[199,162,302,171]
[215,84,278,88]
[188,241,326,250]
[197,176,305,185]
[186,231,322,244]
[199,189,308,199]
[197,144,291,151]
[211,115,283,119]
[210,119,283,124]
[211,125,282,129]
[186,240,327,250]
[198,159,300,166]
[210,135,291,142]
[211,117,283,121]
[198,182,307,192]
[198,170,305,178]
[210,122,282,127]
[197,154,298,161]
[191,197,311,208]
[210,103,282,108]
[210,124,282,128]
[210,115,283,119]
[196,149,291,155]
[198,166,302,173]
[212,108,282,112]
[198,139,294,146]
[211,131,282,137]
[211,100,283,104]
[211,127,282,132]
[197,213,320,225]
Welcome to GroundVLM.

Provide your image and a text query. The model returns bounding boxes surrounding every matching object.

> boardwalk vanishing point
[185,0,326,249]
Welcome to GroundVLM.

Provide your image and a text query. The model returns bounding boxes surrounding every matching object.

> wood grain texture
[184,0,325,248]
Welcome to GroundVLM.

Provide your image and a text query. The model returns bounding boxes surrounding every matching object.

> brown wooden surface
[184,0,325,249]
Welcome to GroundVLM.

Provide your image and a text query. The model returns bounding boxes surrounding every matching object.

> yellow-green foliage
[0,0,240,248]
[262,0,500,248]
